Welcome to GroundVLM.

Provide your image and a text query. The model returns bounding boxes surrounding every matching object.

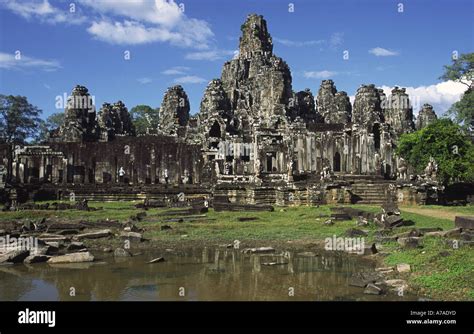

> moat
[0,248,416,301]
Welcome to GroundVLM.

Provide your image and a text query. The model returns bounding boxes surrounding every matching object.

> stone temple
[0,14,446,206]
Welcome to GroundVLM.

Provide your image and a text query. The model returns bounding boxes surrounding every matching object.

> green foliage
[440,53,473,128]
[440,52,473,86]
[446,88,473,129]
[0,94,42,144]
[37,112,65,143]
[130,105,159,135]
[396,119,474,184]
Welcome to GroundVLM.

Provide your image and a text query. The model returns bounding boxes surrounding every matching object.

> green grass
[383,237,474,300]
[1,201,472,300]
[142,206,359,242]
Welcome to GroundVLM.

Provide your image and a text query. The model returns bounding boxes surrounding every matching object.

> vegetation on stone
[396,119,474,184]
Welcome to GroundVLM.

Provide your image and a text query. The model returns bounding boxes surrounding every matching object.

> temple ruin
[0,14,446,207]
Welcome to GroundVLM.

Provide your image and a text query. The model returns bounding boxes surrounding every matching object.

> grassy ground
[1,201,473,300]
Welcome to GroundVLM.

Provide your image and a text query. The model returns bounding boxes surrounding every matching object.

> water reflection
[0,248,411,301]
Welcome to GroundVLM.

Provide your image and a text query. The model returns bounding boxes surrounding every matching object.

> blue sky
[0,0,473,119]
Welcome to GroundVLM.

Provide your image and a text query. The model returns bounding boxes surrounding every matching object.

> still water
[0,248,412,301]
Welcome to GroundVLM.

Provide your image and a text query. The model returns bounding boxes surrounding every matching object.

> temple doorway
[333,152,341,172]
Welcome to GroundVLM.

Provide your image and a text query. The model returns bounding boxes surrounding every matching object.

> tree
[440,52,474,128]
[446,88,473,130]
[440,52,473,89]
[130,105,159,135]
[396,119,474,185]
[0,95,43,144]
[37,112,65,142]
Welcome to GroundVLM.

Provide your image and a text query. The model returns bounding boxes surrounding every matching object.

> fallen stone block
[47,252,94,264]
[345,228,368,237]
[384,279,408,291]
[444,228,462,238]
[331,213,351,221]
[0,250,30,263]
[38,234,69,243]
[398,237,422,249]
[57,229,80,236]
[395,229,422,239]
[242,247,275,254]
[418,227,443,233]
[74,229,112,240]
[66,242,86,252]
[119,231,143,242]
[375,267,394,274]
[385,215,404,228]
[454,216,474,230]
[396,263,411,273]
[24,255,50,264]
[364,283,383,295]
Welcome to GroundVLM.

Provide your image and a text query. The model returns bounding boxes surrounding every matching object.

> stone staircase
[350,181,395,205]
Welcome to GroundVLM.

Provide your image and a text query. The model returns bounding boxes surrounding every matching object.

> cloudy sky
[0,0,473,119]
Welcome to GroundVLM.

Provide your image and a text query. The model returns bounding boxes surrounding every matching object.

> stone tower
[352,84,385,130]
[98,101,135,141]
[289,89,321,123]
[220,14,292,128]
[416,103,437,129]
[158,85,190,136]
[57,85,98,142]
[198,79,233,138]
[384,87,415,135]
[316,80,351,124]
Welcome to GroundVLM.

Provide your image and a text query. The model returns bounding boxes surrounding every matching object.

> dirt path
[400,207,457,220]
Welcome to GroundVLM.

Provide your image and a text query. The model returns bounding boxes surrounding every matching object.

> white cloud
[381,81,468,115]
[83,0,213,48]
[173,75,206,84]
[87,20,172,45]
[3,0,86,24]
[369,47,399,57]
[162,66,190,75]
[87,18,213,48]
[3,0,214,48]
[79,0,183,27]
[303,70,337,79]
[0,52,61,71]
[137,77,152,84]
[185,49,235,61]
[274,37,324,47]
